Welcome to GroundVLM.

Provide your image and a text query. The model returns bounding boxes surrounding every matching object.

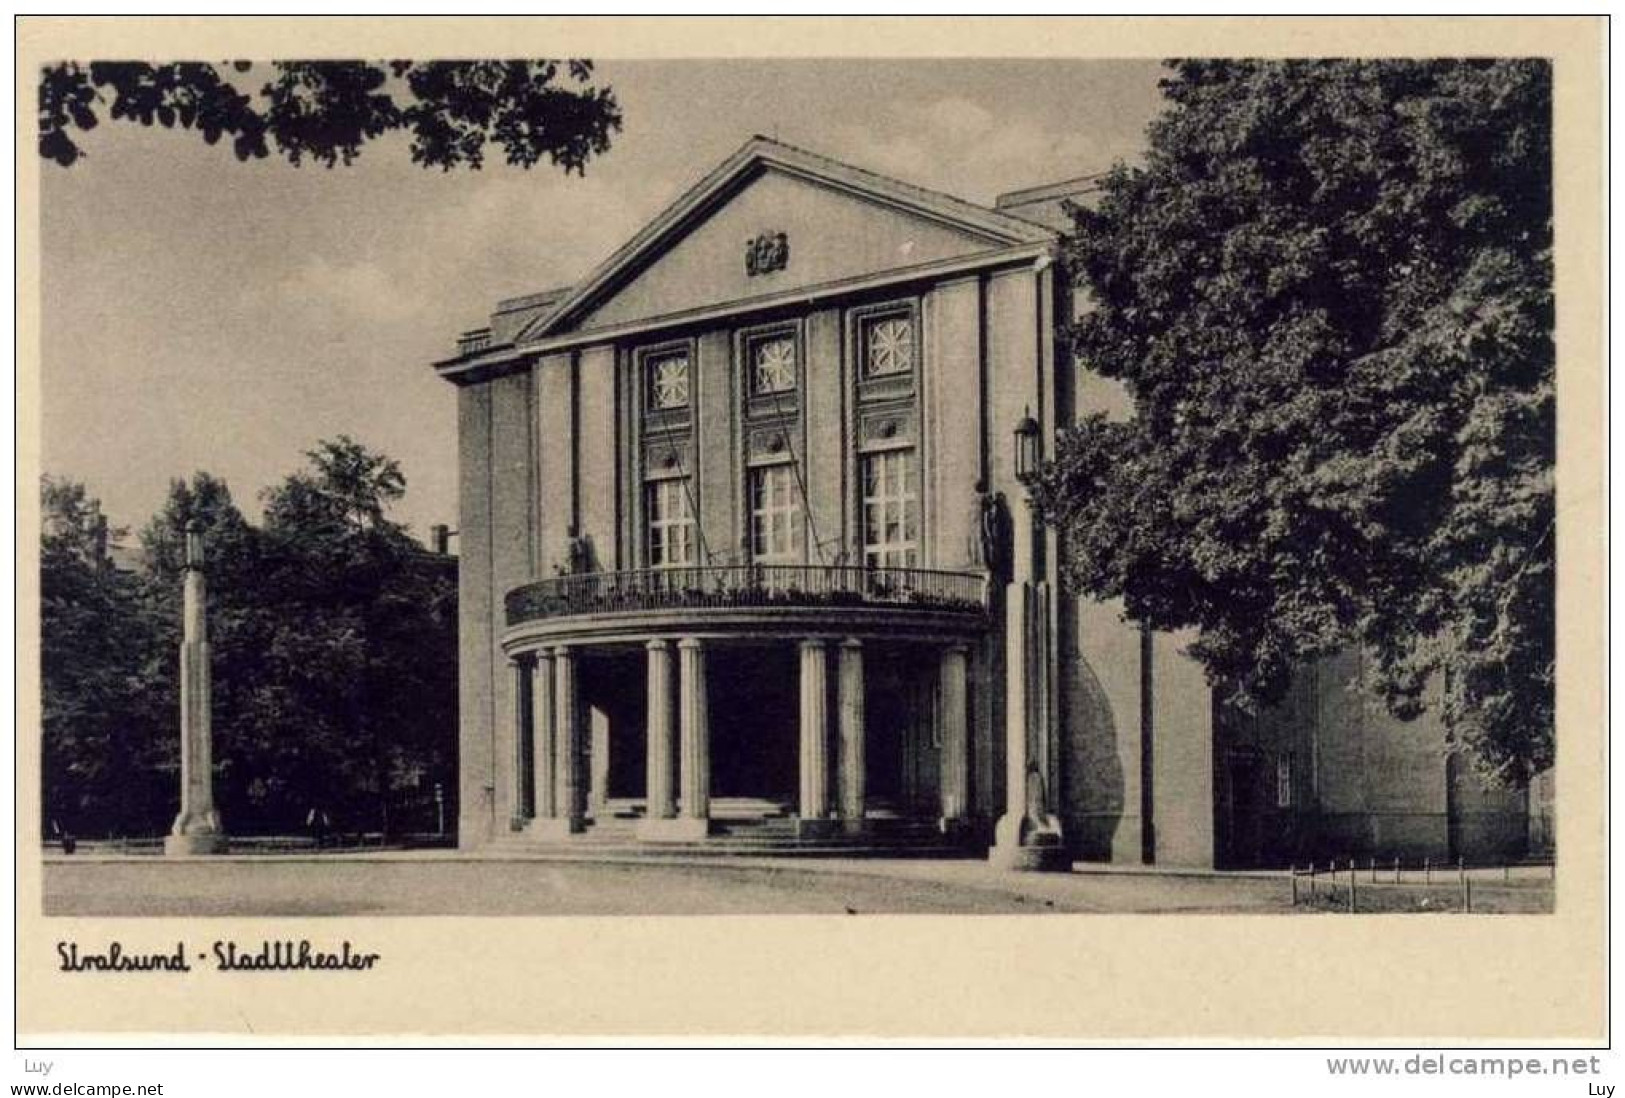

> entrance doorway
[708,646,798,801]
[1223,751,1265,868]
[865,652,911,808]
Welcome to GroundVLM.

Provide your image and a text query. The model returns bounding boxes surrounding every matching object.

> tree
[252,437,457,836]
[1034,60,1553,784]
[39,60,620,171]
[40,444,458,842]
[39,476,163,837]
[134,442,457,836]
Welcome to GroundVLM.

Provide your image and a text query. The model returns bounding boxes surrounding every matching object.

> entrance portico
[501,564,986,848]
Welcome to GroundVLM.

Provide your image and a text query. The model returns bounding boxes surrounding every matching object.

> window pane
[648,477,694,567]
[649,353,690,410]
[749,464,801,563]
[860,449,917,570]
[865,316,913,377]
[753,337,796,395]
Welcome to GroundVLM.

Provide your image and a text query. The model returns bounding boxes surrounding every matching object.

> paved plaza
[43,855,1304,917]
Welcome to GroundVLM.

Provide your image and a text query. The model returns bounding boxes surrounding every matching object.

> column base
[164,831,227,856]
[989,813,1069,872]
[938,816,977,843]
[637,817,712,842]
[527,816,585,840]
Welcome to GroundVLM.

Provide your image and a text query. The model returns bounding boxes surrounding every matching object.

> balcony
[505,564,989,630]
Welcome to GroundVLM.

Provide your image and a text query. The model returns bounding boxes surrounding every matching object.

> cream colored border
[14,17,1607,1042]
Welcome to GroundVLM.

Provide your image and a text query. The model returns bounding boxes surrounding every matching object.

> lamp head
[1013,408,1042,483]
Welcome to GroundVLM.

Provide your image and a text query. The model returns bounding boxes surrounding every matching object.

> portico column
[589,705,611,815]
[938,644,970,828]
[677,637,712,822]
[641,637,710,841]
[530,649,556,822]
[837,638,866,828]
[509,658,531,827]
[798,639,831,834]
[554,645,585,830]
[644,639,676,819]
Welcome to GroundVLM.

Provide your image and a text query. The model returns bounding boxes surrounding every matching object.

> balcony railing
[506,564,989,627]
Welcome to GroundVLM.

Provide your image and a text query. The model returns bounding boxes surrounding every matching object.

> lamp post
[990,409,1066,870]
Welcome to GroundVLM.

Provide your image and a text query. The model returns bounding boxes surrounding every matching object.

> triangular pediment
[519,137,1055,341]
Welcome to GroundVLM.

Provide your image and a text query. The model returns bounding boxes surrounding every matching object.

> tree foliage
[40,477,164,837]
[1033,59,1553,784]
[40,440,458,840]
[39,60,620,171]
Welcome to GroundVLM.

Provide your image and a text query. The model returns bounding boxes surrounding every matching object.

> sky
[39,59,1168,543]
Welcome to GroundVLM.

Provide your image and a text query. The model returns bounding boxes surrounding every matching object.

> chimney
[92,512,109,569]
[994,172,1108,233]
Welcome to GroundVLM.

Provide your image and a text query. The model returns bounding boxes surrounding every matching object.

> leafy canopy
[39,60,620,171]
[40,439,458,839]
[1034,59,1553,784]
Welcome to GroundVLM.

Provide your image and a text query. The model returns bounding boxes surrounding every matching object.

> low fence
[44,832,456,856]
[1289,857,1556,913]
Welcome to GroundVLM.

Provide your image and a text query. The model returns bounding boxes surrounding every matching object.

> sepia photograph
[15,15,1606,1050]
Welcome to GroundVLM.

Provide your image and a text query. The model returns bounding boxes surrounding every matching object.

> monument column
[938,644,971,830]
[529,648,557,823]
[165,519,227,855]
[636,640,677,839]
[797,639,832,836]
[837,638,867,831]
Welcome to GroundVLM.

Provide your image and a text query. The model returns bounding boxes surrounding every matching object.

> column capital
[799,637,828,652]
[840,637,863,651]
[552,644,573,658]
[677,636,704,652]
[646,638,671,652]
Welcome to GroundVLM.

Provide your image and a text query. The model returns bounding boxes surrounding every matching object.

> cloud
[271,256,426,325]
[830,94,1130,205]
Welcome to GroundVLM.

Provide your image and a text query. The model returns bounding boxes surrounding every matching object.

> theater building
[434,136,1537,868]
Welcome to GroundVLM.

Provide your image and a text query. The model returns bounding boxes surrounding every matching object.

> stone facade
[434,136,1539,868]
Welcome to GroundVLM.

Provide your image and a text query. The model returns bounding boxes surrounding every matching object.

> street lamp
[990,405,1066,871]
[1013,408,1041,484]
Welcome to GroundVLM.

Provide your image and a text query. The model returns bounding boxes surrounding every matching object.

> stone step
[485,842,979,860]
